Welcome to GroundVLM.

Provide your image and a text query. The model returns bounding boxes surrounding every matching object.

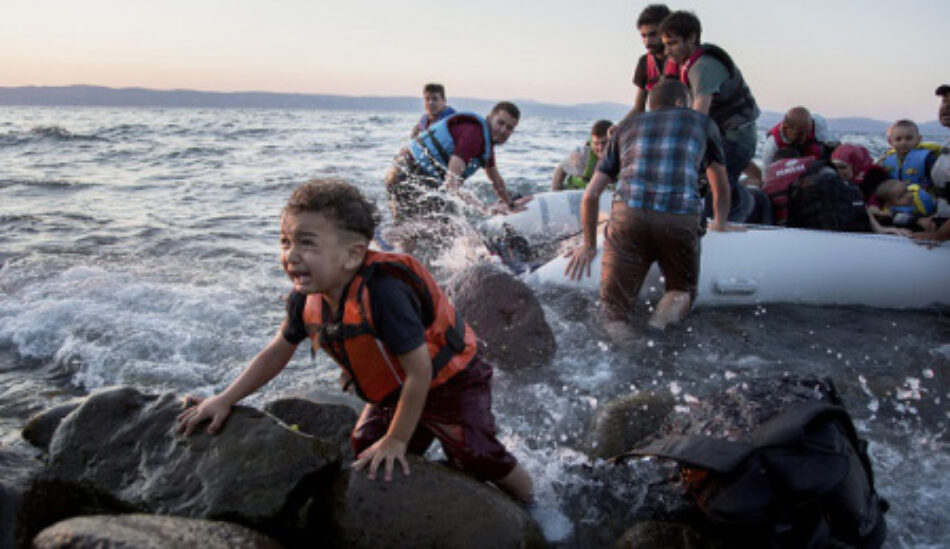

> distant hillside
[0,85,628,121]
[1,85,946,136]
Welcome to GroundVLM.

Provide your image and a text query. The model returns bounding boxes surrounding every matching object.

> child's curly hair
[284,179,380,240]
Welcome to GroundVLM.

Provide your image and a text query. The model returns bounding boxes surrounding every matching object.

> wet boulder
[0,445,43,549]
[328,456,545,548]
[44,386,341,541]
[32,514,282,549]
[21,398,84,452]
[585,390,675,459]
[448,263,556,369]
[263,397,358,459]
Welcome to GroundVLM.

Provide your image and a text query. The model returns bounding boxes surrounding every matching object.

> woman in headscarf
[830,144,889,202]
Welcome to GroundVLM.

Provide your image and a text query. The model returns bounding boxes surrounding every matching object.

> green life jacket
[564,145,599,189]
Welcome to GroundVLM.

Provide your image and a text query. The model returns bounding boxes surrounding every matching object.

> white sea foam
[0,263,271,394]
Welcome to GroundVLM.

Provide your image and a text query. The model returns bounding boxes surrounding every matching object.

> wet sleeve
[633,55,648,89]
[369,275,427,356]
[596,134,622,179]
[281,291,309,345]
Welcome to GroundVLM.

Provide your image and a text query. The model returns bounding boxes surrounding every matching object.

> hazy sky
[4,0,948,122]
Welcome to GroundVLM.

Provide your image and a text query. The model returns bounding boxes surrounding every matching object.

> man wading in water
[565,80,735,335]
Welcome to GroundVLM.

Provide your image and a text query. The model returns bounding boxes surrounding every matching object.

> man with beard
[386,101,526,221]
[661,10,768,224]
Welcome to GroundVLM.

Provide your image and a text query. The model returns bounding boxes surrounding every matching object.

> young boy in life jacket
[879,120,940,188]
[177,179,534,502]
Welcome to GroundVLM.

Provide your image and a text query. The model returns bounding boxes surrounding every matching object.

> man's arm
[706,162,731,231]
[177,332,298,435]
[551,166,567,191]
[483,164,513,205]
[564,171,612,280]
[443,155,488,211]
[352,344,431,481]
[910,217,950,242]
[692,94,713,116]
[743,162,763,183]
[633,87,648,114]
[610,97,643,138]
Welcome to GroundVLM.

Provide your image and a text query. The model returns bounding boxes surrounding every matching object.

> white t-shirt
[931,138,950,190]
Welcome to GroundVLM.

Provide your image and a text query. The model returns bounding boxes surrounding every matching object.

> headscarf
[830,144,874,184]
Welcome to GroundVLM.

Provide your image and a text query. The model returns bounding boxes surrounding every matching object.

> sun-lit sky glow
[3,0,948,122]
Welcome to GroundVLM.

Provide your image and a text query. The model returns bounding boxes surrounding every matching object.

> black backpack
[787,161,871,232]
[628,401,888,548]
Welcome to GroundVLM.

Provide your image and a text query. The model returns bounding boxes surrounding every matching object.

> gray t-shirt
[687,55,730,98]
[688,53,757,140]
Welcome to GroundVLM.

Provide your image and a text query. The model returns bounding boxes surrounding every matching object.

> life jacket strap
[415,132,451,170]
[430,309,467,375]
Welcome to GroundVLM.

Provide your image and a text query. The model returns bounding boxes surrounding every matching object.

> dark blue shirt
[281,273,426,355]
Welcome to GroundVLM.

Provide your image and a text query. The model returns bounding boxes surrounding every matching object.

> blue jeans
[704,126,772,223]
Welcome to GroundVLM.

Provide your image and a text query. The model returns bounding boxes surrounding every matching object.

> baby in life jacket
[177,178,534,503]
[875,179,938,231]
[879,120,940,188]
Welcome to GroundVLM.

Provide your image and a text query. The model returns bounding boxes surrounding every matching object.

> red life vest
[645,54,679,91]
[763,157,816,225]
[302,250,477,404]
[768,122,823,159]
[679,47,705,87]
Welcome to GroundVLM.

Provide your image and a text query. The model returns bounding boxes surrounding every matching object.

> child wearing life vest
[879,120,940,188]
[875,179,938,231]
[177,179,534,503]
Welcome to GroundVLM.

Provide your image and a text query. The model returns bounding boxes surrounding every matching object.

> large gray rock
[21,398,83,452]
[0,445,43,549]
[32,514,282,549]
[44,386,341,541]
[585,390,675,460]
[264,397,358,460]
[448,263,556,369]
[328,456,545,548]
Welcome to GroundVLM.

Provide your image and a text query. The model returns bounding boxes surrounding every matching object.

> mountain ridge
[1,85,947,136]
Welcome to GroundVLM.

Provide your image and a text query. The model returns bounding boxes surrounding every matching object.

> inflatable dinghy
[525,224,950,309]
[479,190,612,242]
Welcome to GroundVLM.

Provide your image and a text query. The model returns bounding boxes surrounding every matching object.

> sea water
[1,106,948,547]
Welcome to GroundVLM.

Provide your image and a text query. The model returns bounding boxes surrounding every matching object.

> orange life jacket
[302,250,477,404]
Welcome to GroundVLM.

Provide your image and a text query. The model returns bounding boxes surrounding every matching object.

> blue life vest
[408,113,493,180]
[415,106,456,133]
[880,145,938,186]
[889,184,936,227]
